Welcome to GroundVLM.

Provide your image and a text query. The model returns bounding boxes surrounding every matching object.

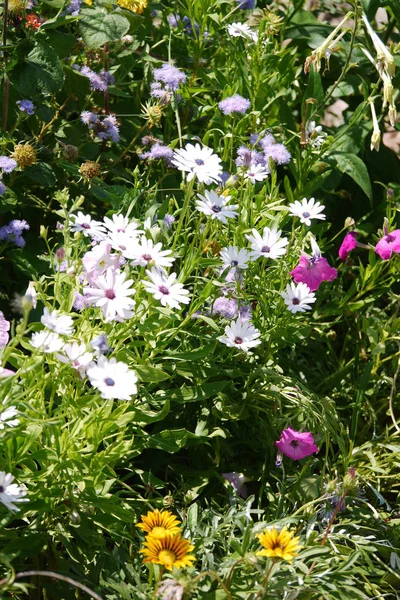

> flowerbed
[0,0,399,598]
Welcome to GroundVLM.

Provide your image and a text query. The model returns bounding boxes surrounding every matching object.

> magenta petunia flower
[276,427,318,461]
[338,231,358,261]
[375,229,400,260]
[290,255,337,291]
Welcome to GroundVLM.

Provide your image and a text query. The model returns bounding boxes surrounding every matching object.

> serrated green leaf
[79,9,130,48]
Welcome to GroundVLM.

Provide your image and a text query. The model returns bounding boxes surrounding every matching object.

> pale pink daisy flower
[31,331,64,353]
[56,342,94,374]
[69,211,106,239]
[244,164,269,184]
[41,307,74,336]
[82,241,120,283]
[84,269,136,322]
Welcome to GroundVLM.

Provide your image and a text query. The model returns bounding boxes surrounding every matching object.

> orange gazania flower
[136,509,181,539]
[140,533,195,570]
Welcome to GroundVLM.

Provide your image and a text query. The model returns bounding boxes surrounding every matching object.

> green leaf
[154,381,228,403]
[329,153,372,199]
[79,8,130,48]
[24,163,57,187]
[12,42,64,96]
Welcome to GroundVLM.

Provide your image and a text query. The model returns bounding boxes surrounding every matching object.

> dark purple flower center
[82,223,91,229]
[159,285,169,295]
[261,246,270,253]
[195,158,204,166]
[302,211,310,218]
[292,298,300,305]
[104,377,115,386]
[117,228,125,233]
[231,260,238,266]
[290,440,300,447]
[212,205,222,213]
[0,486,4,493]
[386,234,395,243]
[234,336,243,344]
[142,253,152,262]
[105,289,116,300]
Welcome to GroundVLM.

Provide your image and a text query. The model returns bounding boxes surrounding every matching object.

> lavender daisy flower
[153,64,186,91]
[16,100,35,115]
[0,157,17,174]
[219,94,251,115]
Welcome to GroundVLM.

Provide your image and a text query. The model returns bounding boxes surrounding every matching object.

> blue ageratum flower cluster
[139,139,173,163]
[16,100,35,115]
[151,64,187,103]
[236,132,292,171]
[80,66,115,92]
[81,112,120,143]
[0,220,30,248]
[66,0,82,15]
[219,94,251,115]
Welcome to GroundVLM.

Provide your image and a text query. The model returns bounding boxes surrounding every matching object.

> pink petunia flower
[338,231,358,261]
[375,229,400,260]
[276,427,318,461]
[290,255,337,292]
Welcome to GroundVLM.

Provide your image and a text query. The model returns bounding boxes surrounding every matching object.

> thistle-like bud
[79,161,101,181]
[141,102,163,127]
[61,143,79,163]
[12,143,37,169]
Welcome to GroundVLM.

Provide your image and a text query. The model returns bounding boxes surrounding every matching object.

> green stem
[2,0,9,130]
[192,570,233,600]
[171,178,194,251]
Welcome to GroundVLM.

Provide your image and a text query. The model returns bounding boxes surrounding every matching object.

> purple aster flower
[153,64,186,91]
[139,143,173,162]
[163,214,175,229]
[236,0,255,8]
[212,297,239,319]
[259,133,276,150]
[263,143,291,165]
[91,332,112,356]
[0,219,29,248]
[81,111,99,126]
[0,183,6,196]
[219,94,251,115]
[66,0,82,14]
[0,157,17,174]
[167,13,179,27]
[16,100,35,115]
[338,231,358,261]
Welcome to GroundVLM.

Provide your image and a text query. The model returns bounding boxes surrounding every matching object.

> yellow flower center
[151,526,167,538]
[158,549,176,567]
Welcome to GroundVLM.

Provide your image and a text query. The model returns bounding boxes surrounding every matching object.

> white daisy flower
[246,227,289,261]
[288,198,326,226]
[124,237,174,269]
[41,308,74,335]
[244,163,269,184]
[87,357,138,400]
[195,190,239,224]
[103,214,142,238]
[0,472,28,512]
[107,230,140,254]
[307,121,327,148]
[218,318,261,352]
[31,331,64,353]
[0,403,19,429]
[220,246,250,270]
[144,268,190,310]
[69,211,106,239]
[171,143,223,185]
[55,342,94,373]
[280,282,316,313]
[84,269,136,322]
[227,22,258,43]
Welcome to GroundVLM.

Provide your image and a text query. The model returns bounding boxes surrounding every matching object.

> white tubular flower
[304,12,352,73]
[0,472,28,512]
[362,13,395,78]
[369,100,381,152]
[25,281,37,309]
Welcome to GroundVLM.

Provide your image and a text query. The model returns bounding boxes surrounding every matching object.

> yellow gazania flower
[256,527,302,562]
[117,0,147,14]
[140,533,195,570]
[136,509,181,539]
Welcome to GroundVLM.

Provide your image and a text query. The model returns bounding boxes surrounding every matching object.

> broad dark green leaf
[12,42,64,96]
[79,9,130,48]
[329,152,372,199]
